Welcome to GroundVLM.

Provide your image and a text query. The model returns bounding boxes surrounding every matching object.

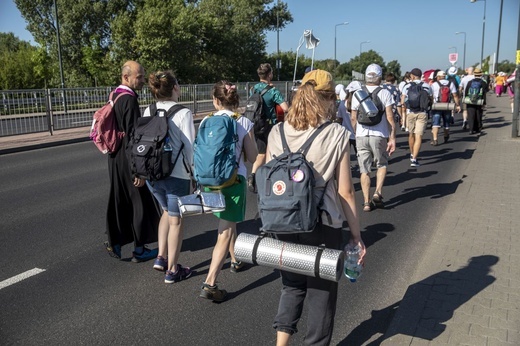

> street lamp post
[495,0,504,73]
[455,32,466,71]
[360,41,370,55]
[334,22,349,69]
[470,0,486,69]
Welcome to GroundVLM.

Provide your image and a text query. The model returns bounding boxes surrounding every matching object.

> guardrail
[0,81,294,137]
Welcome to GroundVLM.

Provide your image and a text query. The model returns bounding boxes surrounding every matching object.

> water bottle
[164,137,173,152]
[344,244,362,282]
[354,88,379,117]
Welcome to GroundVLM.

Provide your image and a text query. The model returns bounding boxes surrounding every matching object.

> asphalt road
[0,118,478,345]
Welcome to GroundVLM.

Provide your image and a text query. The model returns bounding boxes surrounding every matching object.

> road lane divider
[0,268,46,290]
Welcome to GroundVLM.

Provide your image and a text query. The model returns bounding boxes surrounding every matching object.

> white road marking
[0,268,46,290]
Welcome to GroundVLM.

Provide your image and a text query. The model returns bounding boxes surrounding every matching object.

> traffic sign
[449,53,458,64]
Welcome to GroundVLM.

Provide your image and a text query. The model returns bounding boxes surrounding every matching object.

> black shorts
[256,133,268,154]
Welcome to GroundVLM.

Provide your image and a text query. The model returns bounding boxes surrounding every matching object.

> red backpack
[437,81,452,103]
[89,91,132,154]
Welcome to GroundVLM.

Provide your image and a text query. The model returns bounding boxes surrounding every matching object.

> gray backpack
[256,122,330,234]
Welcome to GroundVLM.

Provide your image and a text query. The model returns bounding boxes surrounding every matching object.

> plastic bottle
[164,137,173,151]
[354,88,379,117]
[344,244,362,282]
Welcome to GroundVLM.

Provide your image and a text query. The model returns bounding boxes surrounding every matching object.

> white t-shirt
[200,110,254,178]
[143,101,195,180]
[430,79,458,103]
[351,85,394,138]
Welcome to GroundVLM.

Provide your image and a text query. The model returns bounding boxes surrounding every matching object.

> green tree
[0,32,45,89]
[15,0,292,86]
[385,60,401,79]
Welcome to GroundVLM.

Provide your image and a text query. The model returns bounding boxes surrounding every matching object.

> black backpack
[357,86,385,126]
[256,122,331,234]
[129,103,186,181]
[244,85,273,136]
[406,82,431,112]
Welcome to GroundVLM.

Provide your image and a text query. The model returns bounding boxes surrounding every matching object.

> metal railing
[0,81,294,137]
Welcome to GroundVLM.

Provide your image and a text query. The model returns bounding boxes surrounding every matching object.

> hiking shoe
[430,139,438,146]
[200,283,227,302]
[247,173,257,193]
[230,261,244,273]
[104,241,121,259]
[165,264,193,284]
[153,256,168,271]
[131,247,158,263]
[410,159,420,167]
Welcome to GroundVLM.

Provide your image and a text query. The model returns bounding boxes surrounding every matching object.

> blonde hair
[285,81,336,130]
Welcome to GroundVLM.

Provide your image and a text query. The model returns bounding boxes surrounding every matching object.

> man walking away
[401,68,432,167]
[247,63,288,192]
[351,64,396,211]
[430,70,461,145]
[459,67,475,130]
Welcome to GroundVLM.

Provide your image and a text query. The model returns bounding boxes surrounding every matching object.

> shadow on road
[338,255,498,345]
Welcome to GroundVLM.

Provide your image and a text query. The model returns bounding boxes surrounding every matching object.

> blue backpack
[193,113,239,189]
[256,122,331,234]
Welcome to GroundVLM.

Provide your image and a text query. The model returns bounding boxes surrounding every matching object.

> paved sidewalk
[382,95,520,345]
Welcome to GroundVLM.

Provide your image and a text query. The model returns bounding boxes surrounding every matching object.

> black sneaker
[200,283,227,302]
[247,173,257,193]
[410,159,420,167]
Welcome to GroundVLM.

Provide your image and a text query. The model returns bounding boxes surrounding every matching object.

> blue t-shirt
[251,82,285,123]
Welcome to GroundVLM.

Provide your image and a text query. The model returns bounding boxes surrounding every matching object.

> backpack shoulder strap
[371,86,382,96]
[165,104,186,118]
[112,90,133,104]
[260,85,274,96]
[298,122,332,154]
[279,122,331,155]
[149,102,158,116]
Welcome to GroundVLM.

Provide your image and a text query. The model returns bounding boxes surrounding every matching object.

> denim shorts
[431,110,451,128]
[146,177,191,217]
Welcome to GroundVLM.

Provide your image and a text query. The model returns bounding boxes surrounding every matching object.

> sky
[265,0,519,73]
[1,0,519,75]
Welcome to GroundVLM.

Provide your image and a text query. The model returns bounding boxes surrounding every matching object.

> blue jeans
[431,110,451,129]
[273,224,342,345]
[146,177,190,217]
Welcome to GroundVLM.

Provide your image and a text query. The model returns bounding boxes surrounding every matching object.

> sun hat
[474,68,483,76]
[448,66,457,75]
[437,70,446,77]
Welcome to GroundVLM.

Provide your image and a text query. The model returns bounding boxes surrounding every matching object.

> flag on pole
[304,30,320,49]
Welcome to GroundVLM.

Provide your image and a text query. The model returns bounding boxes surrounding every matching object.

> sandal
[372,193,384,208]
[362,202,373,212]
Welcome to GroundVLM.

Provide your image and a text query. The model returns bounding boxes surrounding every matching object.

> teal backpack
[193,113,239,189]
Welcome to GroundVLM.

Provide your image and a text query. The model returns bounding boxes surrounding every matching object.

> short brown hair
[257,63,273,79]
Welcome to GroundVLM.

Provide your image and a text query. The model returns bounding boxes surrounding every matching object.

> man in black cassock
[104,60,160,262]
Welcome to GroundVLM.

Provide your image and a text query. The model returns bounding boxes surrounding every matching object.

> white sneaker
[410,159,420,167]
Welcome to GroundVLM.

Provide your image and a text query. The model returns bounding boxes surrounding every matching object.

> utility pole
[513,8,520,137]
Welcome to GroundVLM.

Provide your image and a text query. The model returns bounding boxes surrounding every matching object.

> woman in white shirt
[144,71,195,284]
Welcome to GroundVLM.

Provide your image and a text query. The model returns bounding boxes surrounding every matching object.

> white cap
[346,81,363,93]
[365,63,382,77]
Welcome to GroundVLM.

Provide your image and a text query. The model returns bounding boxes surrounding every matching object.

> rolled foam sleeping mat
[234,232,345,282]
